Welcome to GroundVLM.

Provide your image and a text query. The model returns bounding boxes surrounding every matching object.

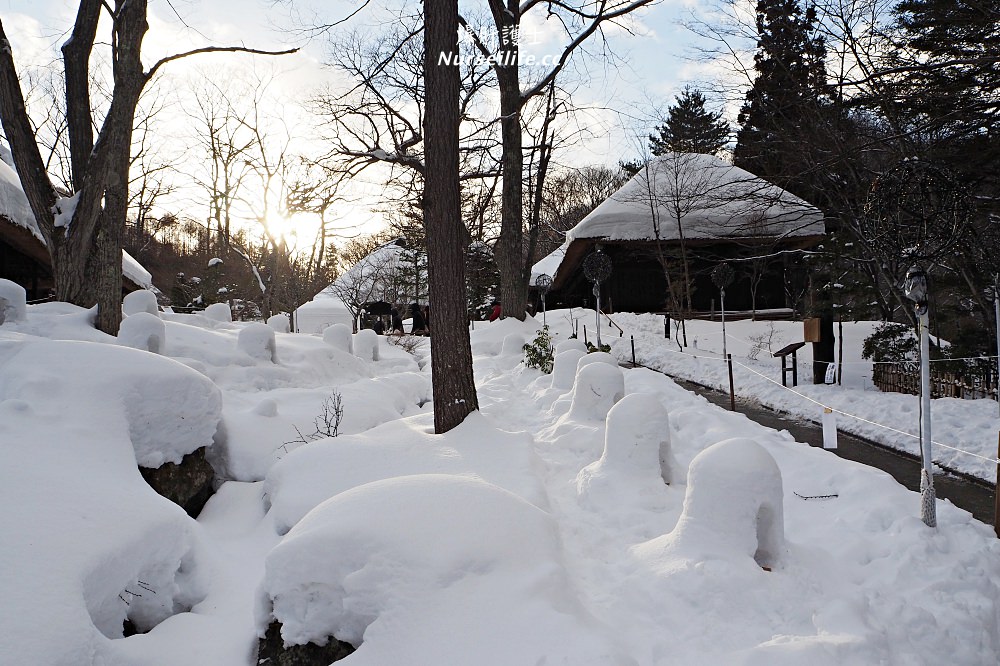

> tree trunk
[424,0,479,433]
[493,10,527,321]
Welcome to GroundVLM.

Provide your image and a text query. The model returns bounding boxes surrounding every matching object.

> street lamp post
[583,250,612,348]
[535,274,552,327]
[711,262,735,359]
[904,264,936,528]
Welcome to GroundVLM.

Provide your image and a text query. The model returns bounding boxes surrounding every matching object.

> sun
[264,211,321,247]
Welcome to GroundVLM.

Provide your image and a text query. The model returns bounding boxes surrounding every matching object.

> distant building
[532,153,825,314]
[0,157,155,300]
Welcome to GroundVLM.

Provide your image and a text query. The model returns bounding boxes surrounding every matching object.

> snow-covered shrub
[354,328,380,361]
[554,338,587,354]
[203,302,233,322]
[266,313,290,333]
[568,362,624,421]
[122,289,159,317]
[575,350,618,377]
[577,393,677,508]
[523,326,554,373]
[238,323,278,363]
[322,323,353,354]
[118,311,166,354]
[0,278,27,324]
[500,332,526,356]
[551,349,586,390]
[259,474,626,663]
[648,437,784,569]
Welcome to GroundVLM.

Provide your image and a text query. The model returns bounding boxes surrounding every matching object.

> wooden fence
[873,362,999,401]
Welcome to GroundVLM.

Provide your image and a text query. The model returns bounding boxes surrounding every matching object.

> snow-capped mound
[353,328,379,361]
[322,323,352,353]
[259,474,630,665]
[569,362,624,421]
[118,311,165,353]
[266,313,290,333]
[0,278,27,324]
[203,302,232,322]
[122,289,159,317]
[238,322,278,363]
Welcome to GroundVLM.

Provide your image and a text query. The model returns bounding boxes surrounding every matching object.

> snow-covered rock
[322,323,353,354]
[353,328,379,362]
[238,322,278,363]
[203,302,232,322]
[118,311,166,354]
[0,278,27,325]
[122,289,159,317]
[500,332,526,356]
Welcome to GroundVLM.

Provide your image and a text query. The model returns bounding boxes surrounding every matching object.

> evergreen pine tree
[650,87,730,156]
[734,0,829,201]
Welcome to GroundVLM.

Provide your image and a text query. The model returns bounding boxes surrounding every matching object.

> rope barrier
[619,336,1000,466]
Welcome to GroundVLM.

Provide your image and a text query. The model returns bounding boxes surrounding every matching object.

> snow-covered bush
[238,323,278,363]
[0,278,27,325]
[354,328,380,361]
[204,302,233,322]
[577,393,677,509]
[551,348,586,390]
[523,326,554,373]
[322,323,353,354]
[576,350,617,373]
[122,289,159,317]
[568,362,624,421]
[643,437,784,569]
[267,313,290,333]
[118,311,166,354]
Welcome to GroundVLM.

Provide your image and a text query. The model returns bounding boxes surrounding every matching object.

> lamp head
[903,264,928,314]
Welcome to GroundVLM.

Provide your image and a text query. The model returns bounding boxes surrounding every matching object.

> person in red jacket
[488,300,501,321]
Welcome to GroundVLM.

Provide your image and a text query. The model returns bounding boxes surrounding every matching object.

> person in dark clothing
[372,318,385,335]
[488,301,502,322]
[410,303,426,335]
[390,307,404,334]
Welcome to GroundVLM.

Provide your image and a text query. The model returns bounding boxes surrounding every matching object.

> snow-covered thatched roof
[314,238,407,306]
[566,153,825,243]
[0,157,154,290]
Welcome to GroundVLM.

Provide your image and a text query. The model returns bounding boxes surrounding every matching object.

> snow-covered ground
[1,295,998,665]
[594,311,1000,482]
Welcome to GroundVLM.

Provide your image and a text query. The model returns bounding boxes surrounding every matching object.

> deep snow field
[1,295,998,665]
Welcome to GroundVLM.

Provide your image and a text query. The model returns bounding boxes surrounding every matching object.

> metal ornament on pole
[535,273,552,327]
[904,264,937,528]
[583,250,613,348]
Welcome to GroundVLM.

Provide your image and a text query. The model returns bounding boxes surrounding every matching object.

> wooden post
[631,335,636,366]
[583,325,588,346]
[727,353,736,411]
[837,318,844,385]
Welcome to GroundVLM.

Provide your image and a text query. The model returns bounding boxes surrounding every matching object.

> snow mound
[577,393,677,510]
[0,339,222,467]
[500,332,526,356]
[265,411,547,534]
[554,337,587,354]
[577,350,618,371]
[353,328,379,361]
[552,348,586,390]
[118,311,165,354]
[638,437,784,569]
[0,278,27,324]
[569,362,624,421]
[238,322,278,363]
[266,313,290,333]
[322,323,353,353]
[122,289,159,317]
[259,474,631,665]
[203,302,232,322]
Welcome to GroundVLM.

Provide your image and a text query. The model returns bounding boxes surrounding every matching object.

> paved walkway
[639,368,997,527]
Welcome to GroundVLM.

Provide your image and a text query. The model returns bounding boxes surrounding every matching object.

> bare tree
[0,1,295,333]
[425,0,479,432]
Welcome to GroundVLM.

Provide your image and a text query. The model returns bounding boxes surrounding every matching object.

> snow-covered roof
[531,241,568,285]
[0,157,155,290]
[313,239,407,304]
[566,153,825,243]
